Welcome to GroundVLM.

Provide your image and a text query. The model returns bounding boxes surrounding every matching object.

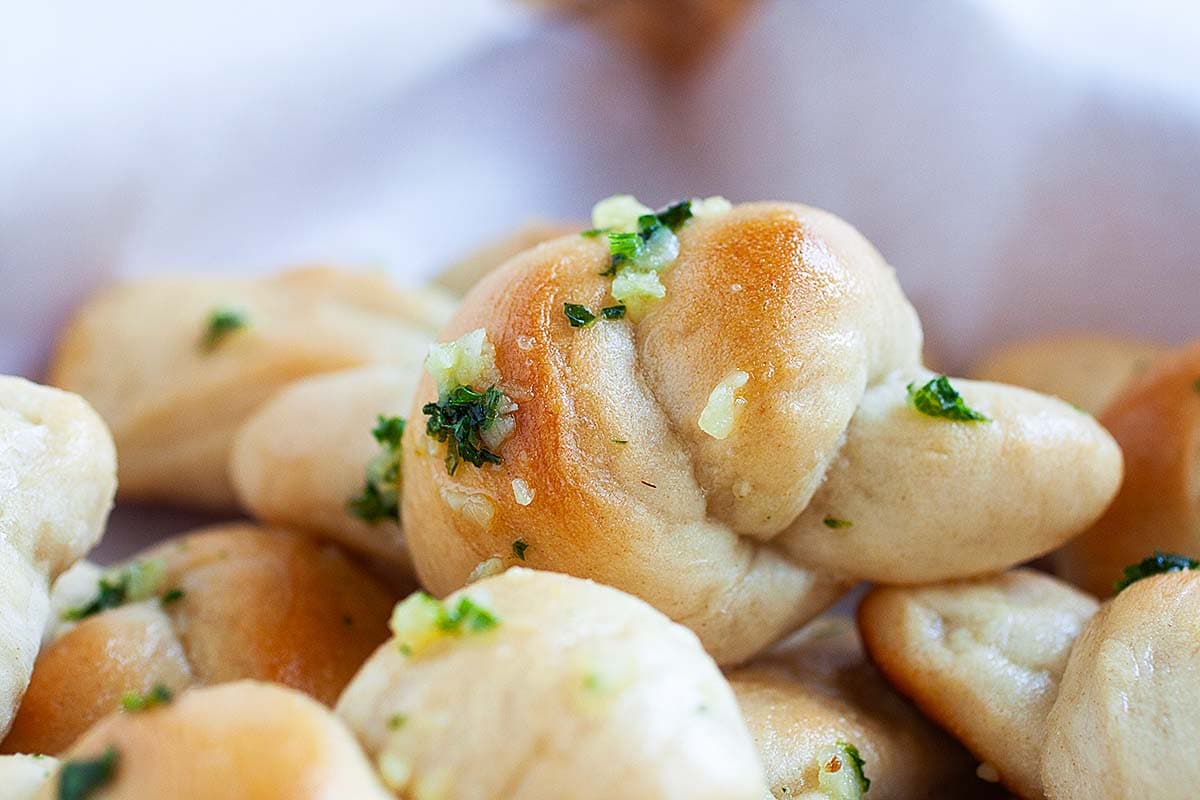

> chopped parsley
[563,303,597,328]
[1193,377,1200,393]
[611,439,628,445]
[580,227,607,238]
[512,538,529,560]
[200,307,247,351]
[348,415,407,523]
[161,588,185,606]
[438,596,499,633]
[838,741,871,794]
[600,202,688,277]
[387,713,408,731]
[601,305,626,319]
[906,376,990,422]
[58,747,118,800]
[564,302,627,327]
[823,517,853,529]
[121,683,173,713]
[64,560,167,621]
[1115,550,1200,593]
[654,200,693,230]
[391,592,501,657]
[422,386,505,475]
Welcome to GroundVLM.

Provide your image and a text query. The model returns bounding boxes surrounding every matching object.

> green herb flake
[1115,550,1200,593]
[906,376,990,422]
[512,538,529,560]
[654,200,693,231]
[387,713,408,731]
[121,683,173,713]
[580,227,608,238]
[600,305,626,320]
[837,741,871,794]
[823,517,853,529]
[611,439,628,445]
[161,588,185,606]
[1193,377,1200,393]
[438,596,499,634]
[200,307,247,352]
[348,415,407,523]
[58,747,118,800]
[422,386,506,475]
[64,560,168,621]
[563,303,597,328]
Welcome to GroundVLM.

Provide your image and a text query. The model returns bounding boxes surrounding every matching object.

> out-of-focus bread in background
[434,219,582,297]
[1053,340,1200,596]
[971,333,1163,416]
[521,0,760,70]
[48,267,455,511]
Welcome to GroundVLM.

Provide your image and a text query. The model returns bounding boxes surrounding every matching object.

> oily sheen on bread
[401,199,1122,663]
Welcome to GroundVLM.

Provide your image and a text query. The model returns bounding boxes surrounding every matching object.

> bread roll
[728,617,978,799]
[401,199,1122,663]
[1054,341,1200,596]
[971,334,1162,415]
[32,681,391,799]
[858,570,1097,798]
[861,567,1200,799]
[49,267,455,510]
[231,366,415,573]
[0,376,115,738]
[337,568,766,800]
[2,523,397,755]
[1042,570,1200,800]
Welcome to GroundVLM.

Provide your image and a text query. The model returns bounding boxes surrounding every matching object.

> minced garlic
[511,478,535,506]
[698,371,749,440]
[591,194,653,232]
[425,328,498,398]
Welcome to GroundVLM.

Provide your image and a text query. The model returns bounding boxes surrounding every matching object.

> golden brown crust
[971,333,1163,415]
[403,201,1121,664]
[1054,340,1200,596]
[857,570,1098,800]
[48,267,454,510]
[34,681,392,799]
[1,604,191,756]
[729,619,979,799]
[3,524,399,755]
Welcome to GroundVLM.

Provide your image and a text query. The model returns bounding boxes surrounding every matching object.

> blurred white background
[3,0,1198,379]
